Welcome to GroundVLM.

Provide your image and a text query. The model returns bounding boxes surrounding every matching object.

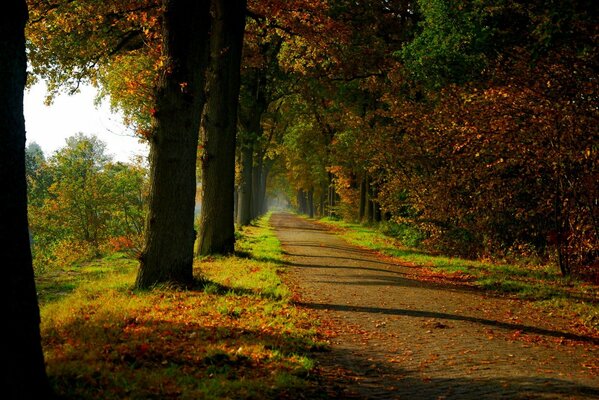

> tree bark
[259,159,273,215]
[308,187,314,218]
[251,158,263,219]
[236,143,253,226]
[359,174,367,221]
[366,176,374,223]
[297,189,308,214]
[198,0,247,255]
[0,1,52,397]
[327,172,336,217]
[237,70,266,225]
[136,0,211,288]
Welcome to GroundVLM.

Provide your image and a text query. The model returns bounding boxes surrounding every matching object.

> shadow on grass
[186,278,286,301]
[234,250,286,266]
[45,315,328,400]
[36,259,135,305]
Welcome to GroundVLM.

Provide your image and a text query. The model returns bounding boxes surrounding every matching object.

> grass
[317,217,599,332]
[36,213,324,399]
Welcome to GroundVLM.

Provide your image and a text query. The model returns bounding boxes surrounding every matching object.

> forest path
[270,212,598,399]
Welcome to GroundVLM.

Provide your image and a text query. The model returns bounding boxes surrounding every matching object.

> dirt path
[270,213,598,399]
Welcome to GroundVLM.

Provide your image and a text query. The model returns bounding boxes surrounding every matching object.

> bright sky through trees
[24,82,148,162]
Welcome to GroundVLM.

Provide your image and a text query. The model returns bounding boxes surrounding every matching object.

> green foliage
[27,134,148,272]
[379,221,426,248]
[399,0,492,88]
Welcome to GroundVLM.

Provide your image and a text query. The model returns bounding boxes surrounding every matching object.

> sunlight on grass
[36,213,324,399]
[317,218,599,331]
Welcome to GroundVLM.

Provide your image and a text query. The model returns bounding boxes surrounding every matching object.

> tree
[135,0,211,288]
[49,134,111,251]
[197,0,247,255]
[25,142,52,207]
[0,0,51,397]
[26,134,148,269]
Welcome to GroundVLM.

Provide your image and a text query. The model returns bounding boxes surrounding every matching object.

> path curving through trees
[271,212,598,399]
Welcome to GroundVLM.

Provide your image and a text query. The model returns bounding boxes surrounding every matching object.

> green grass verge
[317,217,598,331]
[36,213,324,399]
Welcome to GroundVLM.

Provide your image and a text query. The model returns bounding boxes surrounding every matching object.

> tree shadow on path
[298,301,599,345]
[309,343,599,399]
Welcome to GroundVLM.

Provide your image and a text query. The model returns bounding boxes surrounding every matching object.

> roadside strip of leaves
[315,217,598,338]
[36,213,326,399]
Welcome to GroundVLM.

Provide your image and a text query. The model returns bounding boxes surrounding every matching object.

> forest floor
[271,212,599,399]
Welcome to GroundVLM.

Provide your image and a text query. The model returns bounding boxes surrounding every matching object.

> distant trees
[0,0,51,396]
[27,135,148,271]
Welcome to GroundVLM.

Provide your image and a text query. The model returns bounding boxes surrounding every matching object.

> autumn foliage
[261,0,598,278]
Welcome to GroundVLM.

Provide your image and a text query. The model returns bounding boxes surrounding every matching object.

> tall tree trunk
[297,189,308,214]
[136,0,210,288]
[308,187,314,218]
[327,172,336,217]
[198,0,247,255]
[259,159,273,215]
[359,174,367,221]
[236,143,253,225]
[233,186,239,223]
[238,68,267,223]
[0,1,51,396]
[374,200,382,222]
[251,158,263,219]
[320,182,327,217]
[366,176,374,223]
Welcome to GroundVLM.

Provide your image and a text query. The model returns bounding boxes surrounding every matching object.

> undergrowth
[36,213,324,399]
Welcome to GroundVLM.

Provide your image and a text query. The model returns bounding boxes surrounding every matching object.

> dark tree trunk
[136,0,211,288]
[198,0,246,255]
[321,194,326,217]
[233,186,239,222]
[236,143,253,226]
[0,1,51,397]
[251,158,263,219]
[259,159,273,215]
[371,181,381,222]
[367,178,373,223]
[238,68,267,224]
[374,201,382,222]
[297,189,308,214]
[327,172,336,217]
[307,188,314,218]
[359,174,367,221]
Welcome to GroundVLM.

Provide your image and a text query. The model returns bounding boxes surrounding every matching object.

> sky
[24,82,149,162]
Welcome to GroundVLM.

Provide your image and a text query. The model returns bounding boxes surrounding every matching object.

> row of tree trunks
[237,68,265,226]
[197,0,247,255]
[236,143,253,226]
[359,174,382,223]
[327,172,336,217]
[136,0,211,288]
[297,187,316,218]
[307,188,314,218]
[1,1,51,396]
[359,174,367,221]
[237,151,272,225]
